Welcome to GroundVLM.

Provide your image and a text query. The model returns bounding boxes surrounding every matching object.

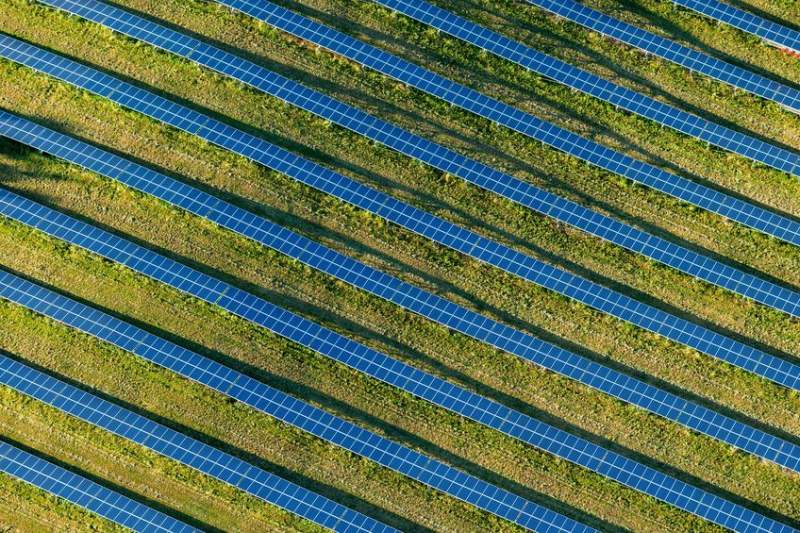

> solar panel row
[4,38,800,395]
[0,439,197,532]
[522,0,800,113]
[209,0,800,248]
[4,0,786,530]
[0,192,791,533]
[17,8,799,325]
[0,354,394,533]
[672,0,800,55]
[4,113,800,479]
[373,0,800,178]
[0,267,582,532]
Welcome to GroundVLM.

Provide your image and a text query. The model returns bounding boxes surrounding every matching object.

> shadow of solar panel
[201,0,800,246]
[0,440,197,532]
[0,355,394,532]
[3,97,800,470]
[523,0,800,113]
[20,3,800,379]
[0,271,586,532]
[3,32,800,388]
[11,8,800,324]
[373,0,800,177]
[673,0,800,54]
[0,182,795,530]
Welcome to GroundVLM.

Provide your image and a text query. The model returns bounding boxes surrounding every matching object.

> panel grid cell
[671,0,800,55]
[0,440,196,532]
[373,0,800,177]
[0,184,794,531]
[0,355,393,533]
[523,0,800,112]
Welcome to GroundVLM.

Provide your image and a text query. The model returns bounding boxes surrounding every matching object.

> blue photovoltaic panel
[3,113,800,478]
[373,0,800,177]
[14,11,800,364]
[37,0,800,257]
[205,0,800,247]
[0,269,584,533]
[0,199,791,533]
[0,355,394,533]
[11,11,800,326]
[0,118,800,476]
[0,440,196,532]
[523,0,800,113]
[2,42,800,393]
[672,0,800,54]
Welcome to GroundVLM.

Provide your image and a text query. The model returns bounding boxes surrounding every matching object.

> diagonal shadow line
[33,8,800,296]
[9,3,800,528]
[286,0,800,216]
[616,0,800,87]
[6,115,800,393]
[16,172,800,445]
[0,436,221,532]
[4,117,800,436]
[451,0,800,151]
[3,266,798,530]
[344,4,800,215]
[0,348,428,533]
[87,3,441,137]
[725,0,800,33]
[0,325,615,529]
[34,56,797,332]
[228,2,800,258]
[47,6,800,298]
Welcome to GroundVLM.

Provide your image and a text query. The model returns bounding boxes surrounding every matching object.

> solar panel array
[16,8,800,324]
[4,113,800,478]
[4,36,800,393]
[373,0,800,177]
[523,0,800,113]
[0,354,394,533]
[4,1,798,529]
[207,0,800,249]
[0,439,197,532]
[0,190,793,533]
[672,0,800,55]
[0,267,584,532]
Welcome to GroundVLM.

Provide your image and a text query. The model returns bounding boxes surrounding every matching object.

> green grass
[0,381,324,533]
[0,154,721,531]
[0,0,799,530]
[3,0,799,428]
[0,136,795,529]
[0,294,509,532]
[0,470,123,533]
[733,0,800,26]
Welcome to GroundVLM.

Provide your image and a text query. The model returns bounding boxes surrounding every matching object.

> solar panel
[0,439,196,532]
[0,198,791,533]
[0,355,394,533]
[522,0,800,113]
[0,270,583,532]
[5,108,800,464]
[203,0,800,248]
[373,0,800,179]
[13,11,799,326]
[3,105,800,474]
[3,39,800,393]
[671,0,800,55]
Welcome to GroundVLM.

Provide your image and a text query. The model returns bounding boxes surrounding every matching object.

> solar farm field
[0,0,799,531]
